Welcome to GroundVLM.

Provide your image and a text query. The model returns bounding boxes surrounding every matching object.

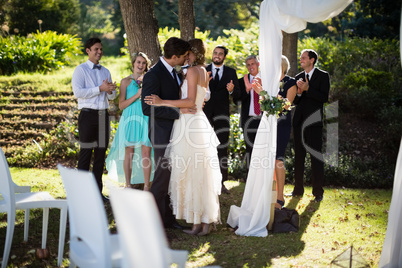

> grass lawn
[0,167,392,267]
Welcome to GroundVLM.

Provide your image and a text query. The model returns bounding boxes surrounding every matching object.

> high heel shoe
[197,223,212,236]
[183,224,202,235]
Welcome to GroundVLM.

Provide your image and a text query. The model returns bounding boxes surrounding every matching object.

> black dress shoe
[221,185,230,194]
[165,221,185,230]
[314,195,323,202]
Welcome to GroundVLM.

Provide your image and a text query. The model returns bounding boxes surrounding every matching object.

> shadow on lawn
[264,196,322,266]
[167,182,322,267]
[0,209,69,267]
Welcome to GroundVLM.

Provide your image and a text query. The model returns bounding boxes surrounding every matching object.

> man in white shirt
[72,38,117,201]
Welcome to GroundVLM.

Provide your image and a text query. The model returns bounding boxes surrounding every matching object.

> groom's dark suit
[204,64,240,183]
[142,60,180,227]
[293,68,330,198]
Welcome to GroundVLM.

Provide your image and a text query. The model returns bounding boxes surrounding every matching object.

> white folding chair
[110,188,188,268]
[0,148,67,268]
[57,164,122,268]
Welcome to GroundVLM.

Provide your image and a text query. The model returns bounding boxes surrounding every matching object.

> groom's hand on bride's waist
[180,107,197,114]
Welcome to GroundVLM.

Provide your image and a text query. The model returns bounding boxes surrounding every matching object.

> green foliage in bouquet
[258,90,292,118]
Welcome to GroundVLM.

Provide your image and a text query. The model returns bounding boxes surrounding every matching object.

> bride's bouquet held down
[259,88,293,118]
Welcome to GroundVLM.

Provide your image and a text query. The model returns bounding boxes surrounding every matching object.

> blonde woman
[106,52,153,190]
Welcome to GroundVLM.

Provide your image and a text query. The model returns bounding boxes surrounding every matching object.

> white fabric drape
[227,0,352,237]
[379,139,402,267]
[379,13,402,265]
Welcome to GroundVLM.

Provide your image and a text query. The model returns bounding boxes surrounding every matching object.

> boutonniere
[174,65,182,73]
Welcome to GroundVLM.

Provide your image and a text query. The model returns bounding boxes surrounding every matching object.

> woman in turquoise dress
[106,52,153,190]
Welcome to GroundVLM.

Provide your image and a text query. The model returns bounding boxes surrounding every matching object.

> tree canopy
[0,0,399,56]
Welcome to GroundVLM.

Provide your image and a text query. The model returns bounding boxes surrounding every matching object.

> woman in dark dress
[275,55,297,208]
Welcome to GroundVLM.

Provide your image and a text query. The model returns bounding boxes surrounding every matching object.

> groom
[142,37,191,229]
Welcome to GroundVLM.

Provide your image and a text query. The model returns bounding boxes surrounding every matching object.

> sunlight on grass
[187,242,218,267]
[4,169,392,267]
[225,180,241,190]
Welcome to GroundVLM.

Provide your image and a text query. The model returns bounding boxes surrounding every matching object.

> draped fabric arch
[227,0,352,237]
[378,11,402,266]
[379,138,402,267]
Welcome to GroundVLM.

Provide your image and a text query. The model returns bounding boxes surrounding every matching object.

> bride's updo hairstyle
[188,39,206,66]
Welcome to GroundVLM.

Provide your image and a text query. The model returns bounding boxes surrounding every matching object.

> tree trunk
[282,32,299,77]
[178,0,195,40]
[119,0,161,65]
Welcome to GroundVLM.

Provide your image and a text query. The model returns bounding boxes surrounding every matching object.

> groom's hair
[301,49,318,65]
[164,37,191,59]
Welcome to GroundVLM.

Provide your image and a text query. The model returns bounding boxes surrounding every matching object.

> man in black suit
[204,46,240,193]
[292,49,330,202]
[234,55,262,180]
[141,37,191,229]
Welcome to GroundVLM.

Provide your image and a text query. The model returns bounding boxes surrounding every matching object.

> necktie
[93,64,101,70]
[214,68,220,81]
[252,75,260,115]
[253,90,260,115]
[172,70,179,87]
[306,73,310,82]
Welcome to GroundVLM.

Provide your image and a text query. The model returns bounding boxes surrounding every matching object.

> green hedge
[0,31,81,75]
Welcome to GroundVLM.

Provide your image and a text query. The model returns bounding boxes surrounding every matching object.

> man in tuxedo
[234,55,262,180]
[141,37,191,229]
[291,49,330,202]
[204,46,240,193]
[72,37,117,202]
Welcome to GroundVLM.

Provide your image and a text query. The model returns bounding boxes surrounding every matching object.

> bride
[144,39,222,236]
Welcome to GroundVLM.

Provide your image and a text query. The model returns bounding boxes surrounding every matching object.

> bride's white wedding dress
[166,78,222,224]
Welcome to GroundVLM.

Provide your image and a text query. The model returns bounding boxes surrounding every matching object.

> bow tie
[93,64,101,70]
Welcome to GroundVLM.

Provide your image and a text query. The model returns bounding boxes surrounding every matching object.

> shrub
[6,121,79,168]
[285,150,394,189]
[377,105,402,160]
[0,31,81,75]
[228,113,247,178]
[338,69,394,116]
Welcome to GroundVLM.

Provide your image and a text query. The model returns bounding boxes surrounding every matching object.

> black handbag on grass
[272,208,300,233]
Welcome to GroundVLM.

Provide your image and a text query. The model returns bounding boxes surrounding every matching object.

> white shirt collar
[161,57,174,73]
[250,72,260,81]
[86,60,101,69]
[212,63,224,71]
[306,67,315,79]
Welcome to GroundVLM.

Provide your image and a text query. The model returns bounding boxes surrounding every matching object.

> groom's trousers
[150,146,176,226]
